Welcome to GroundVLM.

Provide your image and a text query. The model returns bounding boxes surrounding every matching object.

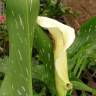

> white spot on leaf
[21,86,26,92]
[18,15,24,30]
[26,68,29,76]
[15,19,19,29]
[18,49,23,61]
[17,90,22,95]
[12,10,15,16]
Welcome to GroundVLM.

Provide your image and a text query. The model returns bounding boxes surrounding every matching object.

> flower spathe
[37,16,75,96]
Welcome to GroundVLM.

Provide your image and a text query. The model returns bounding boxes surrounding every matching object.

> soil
[62,0,96,30]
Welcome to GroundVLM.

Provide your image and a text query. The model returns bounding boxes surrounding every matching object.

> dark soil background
[62,0,96,30]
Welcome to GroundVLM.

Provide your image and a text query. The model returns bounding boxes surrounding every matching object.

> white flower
[37,16,75,51]
[37,16,75,96]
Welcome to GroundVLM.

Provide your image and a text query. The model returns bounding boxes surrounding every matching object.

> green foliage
[68,16,96,78]
[67,17,96,95]
[0,0,39,96]
[33,26,56,95]
[72,81,96,94]
[40,0,67,17]
[40,0,79,18]
[0,57,8,73]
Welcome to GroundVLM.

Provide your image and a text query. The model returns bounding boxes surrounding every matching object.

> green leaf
[0,57,8,73]
[0,0,39,96]
[68,16,96,77]
[72,81,96,94]
[33,26,56,95]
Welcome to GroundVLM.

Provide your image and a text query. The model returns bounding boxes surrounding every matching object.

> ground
[62,0,96,30]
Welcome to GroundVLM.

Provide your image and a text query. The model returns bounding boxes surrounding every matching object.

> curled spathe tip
[37,16,75,51]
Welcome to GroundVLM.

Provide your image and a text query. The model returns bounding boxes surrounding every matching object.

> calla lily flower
[37,16,75,96]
